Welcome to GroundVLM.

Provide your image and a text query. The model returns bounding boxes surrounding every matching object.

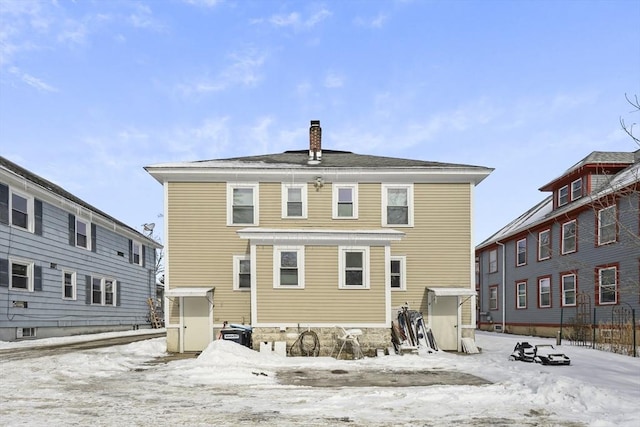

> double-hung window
[11,190,33,230]
[383,184,413,226]
[558,185,569,207]
[233,255,251,290]
[282,184,307,218]
[62,270,76,300]
[390,256,406,290]
[333,184,358,219]
[597,205,616,245]
[273,246,304,288]
[571,178,582,201]
[228,183,258,226]
[538,229,551,261]
[489,285,498,310]
[339,246,370,289]
[91,277,117,306]
[76,218,89,249]
[516,281,527,309]
[92,277,103,304]
[597,266,617,305]
[561,220,577,254]
[488,249,498,273]
[132,241,142,265]
[538,277,551,308]
[561,273,576,306]
[10,259,33,291]
[516,238,527,266]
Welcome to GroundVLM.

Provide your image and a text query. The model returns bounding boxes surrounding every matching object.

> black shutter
[0,183,8,225]
[34,265,42,291]
[128,239,133,264]
[116,281,121,306]
[34,199,43,235]
[85,275,91,304]
[68,214,76,246]
[0,258,8,287]
[91,224,97,253]
[142,245,146,267]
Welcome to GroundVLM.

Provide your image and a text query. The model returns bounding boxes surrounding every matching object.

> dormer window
[571,178,582,201]
[558,185,569,207]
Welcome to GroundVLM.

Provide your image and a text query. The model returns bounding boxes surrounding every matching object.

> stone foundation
[250,326,391,358]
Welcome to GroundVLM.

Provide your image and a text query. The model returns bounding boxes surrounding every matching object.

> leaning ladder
[147,298,162,329]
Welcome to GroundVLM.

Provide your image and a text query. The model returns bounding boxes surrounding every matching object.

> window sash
[105,279,115,305]
[539,278,551,307]
[335,186,355,218]
[339,247,369,289]
[516,282,527,308]
[11,262,30,289]
[76,219,89,249]
[571,179,582,201]
[558,186,569,206]
[562,275,576,306]
[562,221,576,254]
[386,188,408,225]
[132,242,142,265]
[63,271,76,299]
[11,193,29,229]
[538,230,550,260]
[92,277,102,304]
[516,239,526,266]
[238,259,251,289]
[231,186,256,225]
[598,206,616,245]
[489,287,498,310]
[599,267,617,304]
[390,259,401,289]
[489,249,498,273]
[273,247,304,288]
[286,187,303,217]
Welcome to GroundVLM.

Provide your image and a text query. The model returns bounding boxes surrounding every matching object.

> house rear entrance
[183,297,211,352]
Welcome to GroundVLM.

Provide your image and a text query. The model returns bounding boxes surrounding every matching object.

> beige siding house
[145,121,492,354]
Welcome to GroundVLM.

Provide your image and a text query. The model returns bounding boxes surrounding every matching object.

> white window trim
[561,274,576,307]
[338,246,370,289]
[516,281,527,309]
[75,217,91,250]
[273,246,305,289]
[561,220,577,254]
[91,276,103,305]
[598,267,617,305]
[538,277,551,308]
[9,189,34,232]
[390,255,406,291]
[489,286,498,310]
[281,183,308,219]
[104,278,117,306]
[62,270,77,300]
[332,183,358,219]
[538,230,551,261]
[571,178,582,201]
[488,249,498,273]
[382,184,414,227]
[132,241,143,266]
[9,258,34,292]
[558,185,569,206]
[516,238,527,266]
[227,183,259,226]
[597,205,616,246]
[233,255,251,291]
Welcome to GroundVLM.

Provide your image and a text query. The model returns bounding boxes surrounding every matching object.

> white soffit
[165,287,214,297]
[236,228,405,245]
[426,287,476,297]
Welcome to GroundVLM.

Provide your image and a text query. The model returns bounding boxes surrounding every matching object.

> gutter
[496,241,505,332]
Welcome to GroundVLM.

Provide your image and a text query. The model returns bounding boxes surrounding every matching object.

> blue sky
[1,0,639,245]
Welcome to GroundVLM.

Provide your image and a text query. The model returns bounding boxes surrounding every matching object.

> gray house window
[561,274,576,306]
[598,266,617,305]
[561,220,577,254]
[598,206,616,245]
[516,238,527,266]
[538,229,551,261]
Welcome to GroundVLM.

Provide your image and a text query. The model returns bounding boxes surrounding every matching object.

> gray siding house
[475,150,639,337]
[0,156,162,341]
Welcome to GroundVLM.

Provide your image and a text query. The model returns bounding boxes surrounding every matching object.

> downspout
[496,241,505,332]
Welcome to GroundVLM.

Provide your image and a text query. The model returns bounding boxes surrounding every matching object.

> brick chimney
[308,120,322,163]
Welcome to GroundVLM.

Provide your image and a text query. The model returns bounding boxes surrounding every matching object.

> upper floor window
[597,205,616,246]
[339,246,370,289]
[273,246,304,288]
[383,185,413,226]
[516,238,527,266]
[538,277,551,308]
[489,285,498,310]
[538,229,551,261]
[597,266,617,305]
[390,256,406,290]
[76,218,89,249]
[571,178,583,201]
[561,273,576,307]
[516,281,527,309]
[488,249,498,273]
[227,183,258,226]
[561,220,577,254]
[132,241,142,265]
[332,184,358,219]
[282,184,307,219]
[11,191,33,230]
[233,255,251,290]
[558,185,569,207]
[62,270,76,300]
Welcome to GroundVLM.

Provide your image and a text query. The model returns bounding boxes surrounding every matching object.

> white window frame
[233,255,251,291]
[538,229,551,261]
[598,266,617,305]
[561,220,577,254]
[62,270,77,300]
[597,205,616,246]
[561,273,576,307]
[281,183,307,219]
[91,276,103,305]
[339,246,370,289]
[489,285,498,310]
[104,278,116,306]
[488,249,498,273]
[332,183,358,219]
[9,189,34,232]
[390,256,406,291]
[273,246,305,289]
[9,258,34,292]
[516,238,527,266]
[132,241,143,266]
[538,277,551,308]
[558,185,569,206]
[382,184,413,227]
[571,178,582,201]
[227,183,259,226]
[75,217,91,250]
[516,281,527,309]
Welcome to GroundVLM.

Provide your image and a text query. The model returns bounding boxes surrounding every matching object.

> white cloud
[182,0,224,7]
[354,13,388,29]
[266,8,331,31]
[8,66,58,92]
[324,71,344,89]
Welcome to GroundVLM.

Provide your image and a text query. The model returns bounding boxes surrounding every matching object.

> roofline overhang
[236,228,405,245]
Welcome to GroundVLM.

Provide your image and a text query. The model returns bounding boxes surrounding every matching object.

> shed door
[183,297,211,352]
[431,296,458,351]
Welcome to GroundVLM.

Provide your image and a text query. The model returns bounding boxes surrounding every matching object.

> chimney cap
[310,120,320,126]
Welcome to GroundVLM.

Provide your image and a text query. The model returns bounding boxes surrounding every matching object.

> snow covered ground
[1,330,638,426]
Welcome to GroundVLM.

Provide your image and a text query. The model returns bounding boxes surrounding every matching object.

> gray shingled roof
[0,156,160,247]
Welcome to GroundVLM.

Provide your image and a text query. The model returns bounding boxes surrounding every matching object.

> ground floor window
[561,273,576,306]
[597,266,617,305]
[63,270,76,300]
[516,281,527,309]
[339,246,370,289]
[538,277,551,308]
[489,285,498,310]
[91,276,117,306]
[10,259,33,291]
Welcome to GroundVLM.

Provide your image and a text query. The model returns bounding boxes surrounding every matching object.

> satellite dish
[143,223,155,232]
